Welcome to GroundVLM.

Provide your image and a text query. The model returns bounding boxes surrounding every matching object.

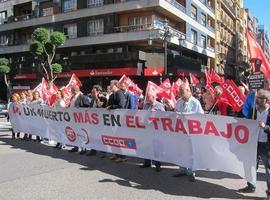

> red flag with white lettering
[119,75,142,96]
[62,74,82,106]
[172,78,183,96]
[221,80,246,112]
[211,70,225,84]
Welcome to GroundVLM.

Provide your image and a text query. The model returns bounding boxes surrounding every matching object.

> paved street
[0,117,267,200]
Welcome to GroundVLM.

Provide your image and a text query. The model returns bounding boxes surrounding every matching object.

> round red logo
[65,126,76,142]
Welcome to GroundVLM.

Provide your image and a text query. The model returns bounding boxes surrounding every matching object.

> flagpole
[252,90,257,120]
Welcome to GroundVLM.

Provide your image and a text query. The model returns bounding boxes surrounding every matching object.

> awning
[57,67,139,78]
[14,73,37,80]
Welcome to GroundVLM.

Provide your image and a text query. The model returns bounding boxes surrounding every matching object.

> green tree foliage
[29,28,66,82]
[51,63,62,73]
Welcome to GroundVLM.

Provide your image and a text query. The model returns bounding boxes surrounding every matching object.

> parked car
[0,100,8,117]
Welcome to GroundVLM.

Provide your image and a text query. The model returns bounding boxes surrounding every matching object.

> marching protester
[11,93,20,139]
[53,90,66,149]
[69,85,91,153]
[29,91,43,142]
[107,80,127,162]
[173,83,204,182]
[140,90,165,172]
[238,89,270,200]
[86,84,107,157]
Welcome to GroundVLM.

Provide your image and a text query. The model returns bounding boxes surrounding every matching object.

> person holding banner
[11,93,21,139]
[107,80,127,162]
[173,83,204,182]
[28,91,43,142]
[86,85,108,157]
[140,90,165,172]
[239,89,270,199]
[54,90,66,149]
[69,85,91,153]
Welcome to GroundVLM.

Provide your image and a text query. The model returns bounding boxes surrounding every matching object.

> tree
[30,28,66,82]
[0,58,11,100]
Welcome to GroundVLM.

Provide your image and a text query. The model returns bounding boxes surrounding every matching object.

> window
[0,11,7,24]
[201,35,206,48]
[63,0,77,12]
[191,4,197,20]
[128,16,151,31]
[191,29,197,44]
[42,7,53,16]
[87,19,104,36]
[201,13,206,26]
[63,24,77,39]
[0,35,8,46]
[87,0,103,7]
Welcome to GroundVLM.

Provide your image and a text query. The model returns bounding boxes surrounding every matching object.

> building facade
[0,0,216,99]
[257,25,270,62]
[215,0,247,80]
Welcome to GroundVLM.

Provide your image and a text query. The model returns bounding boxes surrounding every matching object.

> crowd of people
[8,77,270,200]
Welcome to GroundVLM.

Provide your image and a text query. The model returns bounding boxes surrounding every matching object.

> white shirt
[257,106,269,143]
[70,93,80,107]
[175,95,204,114]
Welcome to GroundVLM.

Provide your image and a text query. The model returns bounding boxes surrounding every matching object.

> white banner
[9,103,259,184]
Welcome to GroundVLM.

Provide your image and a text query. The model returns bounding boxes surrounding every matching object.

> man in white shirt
[173,83,204,182]
[238,89,270,200]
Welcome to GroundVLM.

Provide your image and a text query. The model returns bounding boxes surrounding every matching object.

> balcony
[206,24,215,33]
[164,0,186,13]
[199,0,215,13]
[14,13,33,22]
[0,0,158,32]
[221,0,236,17]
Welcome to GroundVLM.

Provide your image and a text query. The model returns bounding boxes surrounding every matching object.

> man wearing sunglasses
[238,89,270,200]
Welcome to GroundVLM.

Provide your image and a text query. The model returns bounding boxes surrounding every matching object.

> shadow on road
[0,135,264,200]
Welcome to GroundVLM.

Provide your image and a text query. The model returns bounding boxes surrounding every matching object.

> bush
[50,32,66,47]
[0,65,10,74]
[51,63,62,73]
[30,41,44,56]
[32,28,49,44]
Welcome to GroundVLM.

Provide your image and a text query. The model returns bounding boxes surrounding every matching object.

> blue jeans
[248,142,270,194]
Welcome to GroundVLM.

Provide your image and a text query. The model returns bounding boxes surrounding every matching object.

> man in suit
[69,85,90,153]
[238,89,270,200]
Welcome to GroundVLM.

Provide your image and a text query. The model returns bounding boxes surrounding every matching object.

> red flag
[221,80,246,112]
[61,74,82,106]
[246,29,270,77]
[205,84,215,97]
[189,73,199,85]
[210,70,225,84]
[204,70,212,85]
[119,75,142,96]
[160,78,171,89]
[172,78,183,96]
[146,81,164,96]
[66,73,82,89]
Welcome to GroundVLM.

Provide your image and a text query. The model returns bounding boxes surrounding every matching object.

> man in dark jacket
[69,85,90,153]
[107,80,126,110]
[107,80,127,162]
[238,89,270,200]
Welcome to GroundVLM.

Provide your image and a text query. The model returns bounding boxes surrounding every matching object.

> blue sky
[244,0,270,36]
